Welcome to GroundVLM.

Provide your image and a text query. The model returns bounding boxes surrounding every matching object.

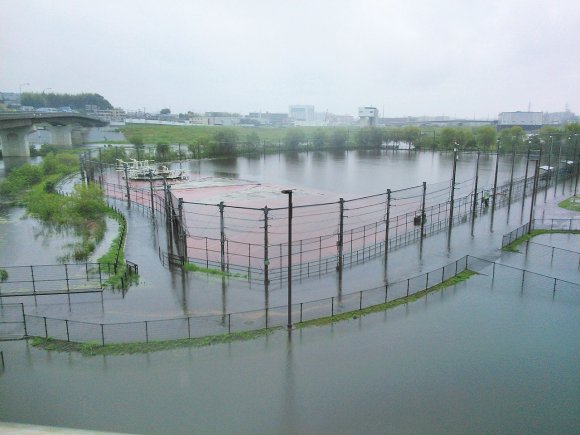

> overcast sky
[1,0,579,118]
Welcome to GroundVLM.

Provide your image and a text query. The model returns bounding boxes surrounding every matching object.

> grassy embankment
[0,152,134,287]
[558,196,580,212]
[30,269,477,356]
[502,195,580,253]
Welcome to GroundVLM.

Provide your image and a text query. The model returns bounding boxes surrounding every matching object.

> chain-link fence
[17,252,580,345]
[502,218,580,247]
[82,152,578,281]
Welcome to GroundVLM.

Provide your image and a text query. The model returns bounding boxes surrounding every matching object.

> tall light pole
[544,135,553,202]
[522,139,532,201]
[281,189,294,330]
[573,134,579,197]
[528,150,542,234]
[554,137,563,197]
[449,144,458,228]
[492,138,500,213]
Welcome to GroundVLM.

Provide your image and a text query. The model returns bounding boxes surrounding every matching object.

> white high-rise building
[289,105,315,122]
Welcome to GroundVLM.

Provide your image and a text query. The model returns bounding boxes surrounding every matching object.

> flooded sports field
[0,149,579,433]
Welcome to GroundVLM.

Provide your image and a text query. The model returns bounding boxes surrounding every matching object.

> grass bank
[558,196,580,212]
[502,229,580,252]
[184,262,246,279]
[28,269,477,356]
[297,270,478,328]
[29,328,278,356]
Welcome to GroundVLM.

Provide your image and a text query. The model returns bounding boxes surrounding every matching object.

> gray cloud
[1,0,578,117]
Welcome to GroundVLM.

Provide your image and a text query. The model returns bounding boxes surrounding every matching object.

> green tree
[160,108,171,115]
[355,127,383,149]
[330,128,348,148]
[499,126,526,153]
[212,129,239,156]
[245,132,260,153]
[400,126,421,148]
[312,128,327,149]
[439,127,457,150]
[284,128,306,150]
[155,142,170,160]
[475,126,497,151]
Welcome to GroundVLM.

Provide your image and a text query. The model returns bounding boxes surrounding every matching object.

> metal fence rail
[13,251,580,346]
[0,303,26,340]
[0,263,116,296]
[83,153,578,280]
[502,218,580,247]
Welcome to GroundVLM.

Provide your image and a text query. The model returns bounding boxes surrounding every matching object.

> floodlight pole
[529,150,542,234]
[449,146,458,228]
[492,139,500,213]
[281,189,294,330]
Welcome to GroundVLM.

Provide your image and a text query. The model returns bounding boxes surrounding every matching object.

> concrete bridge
[0,112,107,157]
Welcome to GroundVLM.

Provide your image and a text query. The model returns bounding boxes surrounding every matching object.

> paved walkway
[20,183,579,323]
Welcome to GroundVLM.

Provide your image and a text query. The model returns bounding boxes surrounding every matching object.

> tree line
[82,123,580,164]
[21,92,113,111]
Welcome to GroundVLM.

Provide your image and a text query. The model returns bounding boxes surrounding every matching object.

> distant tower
[358,106,378,126]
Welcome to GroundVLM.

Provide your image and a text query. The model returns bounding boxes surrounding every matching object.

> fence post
[44,317,48,338]
[21,303,27,336]
[406,279,410,297]
[101,324,105,346]
[300,303,303,323]
[65,320,70,341]
[178,198,186,263]
[187,317,191,339]
[123,163,131,207]
[553,278,557,293]
[359,291,363,310]
[337,198,345,270]
[426,272,429,290]
[385,189,391,258]
[331,296,334,317]
[263,206,269,283]
[145,320,149,343]
[149,169,155,217]
[30,266,36,294]
[385,283,388,302]
[472,150,480,219]
[228,313,231,334]
[219,201,226,272]
[65,264,70,292]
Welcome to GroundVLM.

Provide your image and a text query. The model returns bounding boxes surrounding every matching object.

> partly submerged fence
[83,151,578,281]
[15,253,580,345]
[501,218,580,247]
[0,262,116,297]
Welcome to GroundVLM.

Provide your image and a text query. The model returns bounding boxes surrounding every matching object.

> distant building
[358,106,379,126]
[289,105,315,122]
[86,106,126,122]
[543,110,576,125]
[498,111,543,131]
[0,92,21,109]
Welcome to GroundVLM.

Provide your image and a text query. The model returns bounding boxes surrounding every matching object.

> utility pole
[492,139,500,213]
[472,150,480,220]
[449,145,458,228]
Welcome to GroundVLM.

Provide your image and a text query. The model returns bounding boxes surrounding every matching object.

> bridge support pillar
[70,127,87,146]
[0,126,31,157]
[48,124,73,147]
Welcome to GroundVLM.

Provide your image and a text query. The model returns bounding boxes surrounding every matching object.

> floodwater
[0,150,576,323]
[0,269,578,434]
[0,148,579,433]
